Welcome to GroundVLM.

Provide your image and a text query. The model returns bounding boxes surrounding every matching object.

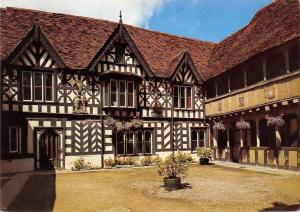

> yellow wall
[206,73,300,116]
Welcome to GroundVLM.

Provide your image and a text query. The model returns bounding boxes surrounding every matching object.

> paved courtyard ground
[1,164,300,211]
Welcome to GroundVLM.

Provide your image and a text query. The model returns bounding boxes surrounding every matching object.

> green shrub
[153,155,163,165]
[105,157,135,168]
[124,157,135,165]
[71,158,92,171]
[176,152,194,163]
[141,156,153,166]
[104,157,116,168]
[156,151,189,179]
[196,147,213,160]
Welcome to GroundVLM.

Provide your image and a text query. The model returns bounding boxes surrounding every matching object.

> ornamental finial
[119,10,122,24]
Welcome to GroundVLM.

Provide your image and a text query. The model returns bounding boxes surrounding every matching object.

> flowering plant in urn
[265,114,285,127]
[236,118,250,130]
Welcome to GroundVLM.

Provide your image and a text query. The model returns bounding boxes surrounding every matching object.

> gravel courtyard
[2,164,300,211]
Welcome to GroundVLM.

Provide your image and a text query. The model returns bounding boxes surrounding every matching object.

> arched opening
[259,119,276,147]
[244,120,256,147]
[217,129,227,149]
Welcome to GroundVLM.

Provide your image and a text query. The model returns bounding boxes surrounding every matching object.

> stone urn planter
[199,158,209,165]
[163,177,181,191]
[156,152,190,191]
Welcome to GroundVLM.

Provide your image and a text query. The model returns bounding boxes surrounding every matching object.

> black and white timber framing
[1,21,207,171]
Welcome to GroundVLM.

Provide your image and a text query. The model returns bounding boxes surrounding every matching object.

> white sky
[0,0,169,27]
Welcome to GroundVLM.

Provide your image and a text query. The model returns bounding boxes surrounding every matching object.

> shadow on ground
[7,172,56,211]
[260,201,300,211]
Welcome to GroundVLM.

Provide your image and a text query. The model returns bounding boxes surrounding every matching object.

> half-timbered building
[1,0,299,172]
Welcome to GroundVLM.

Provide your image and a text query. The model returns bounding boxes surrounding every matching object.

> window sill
[18,101,57,105]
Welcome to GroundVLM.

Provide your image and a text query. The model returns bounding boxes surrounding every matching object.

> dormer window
[103,79,135,108]
[115,43,125,63]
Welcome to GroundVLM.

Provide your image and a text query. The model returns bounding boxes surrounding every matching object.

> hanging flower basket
[151,102,163,117]
[236,118,250,130]
[104,116,117,129]
[213,121,225,131]
[131,116,143,129]
[117,122,130,132]
[265,114,285,127]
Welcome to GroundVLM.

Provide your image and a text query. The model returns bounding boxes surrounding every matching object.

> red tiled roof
[0,0,299,80]
[206,0,300,79]
[0,6,215,79]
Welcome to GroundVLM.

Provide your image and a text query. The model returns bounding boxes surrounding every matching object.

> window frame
[110,79,118,107]
[44,72,55,102]
[191,128,206,152]
[173,85,193,110]
[115,129,153,156]
[22,71,33,101]
[34,72,44,102]
[22,71,55,103]
[127,81,135,108]
[119,80,126,107]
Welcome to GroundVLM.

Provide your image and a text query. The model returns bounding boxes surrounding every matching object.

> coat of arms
[239,96,245,107]
[265,86,275,99]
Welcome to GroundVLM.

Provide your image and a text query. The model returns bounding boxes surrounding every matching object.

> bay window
[22,71,54,102]
[174,85,192,109]
[103,80,135,108]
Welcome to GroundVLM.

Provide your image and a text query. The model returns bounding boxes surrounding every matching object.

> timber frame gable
[170,51,203,85]
[5,22,66,69]
[87,22,154,78]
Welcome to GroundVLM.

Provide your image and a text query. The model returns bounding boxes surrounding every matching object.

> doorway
[39,129,59,170]
[229,127,241,163]
[35,128,65,170]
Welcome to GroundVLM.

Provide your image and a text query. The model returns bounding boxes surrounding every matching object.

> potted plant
[151,102,163,117]
[196,147,213,165]
[156,151,189,191]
